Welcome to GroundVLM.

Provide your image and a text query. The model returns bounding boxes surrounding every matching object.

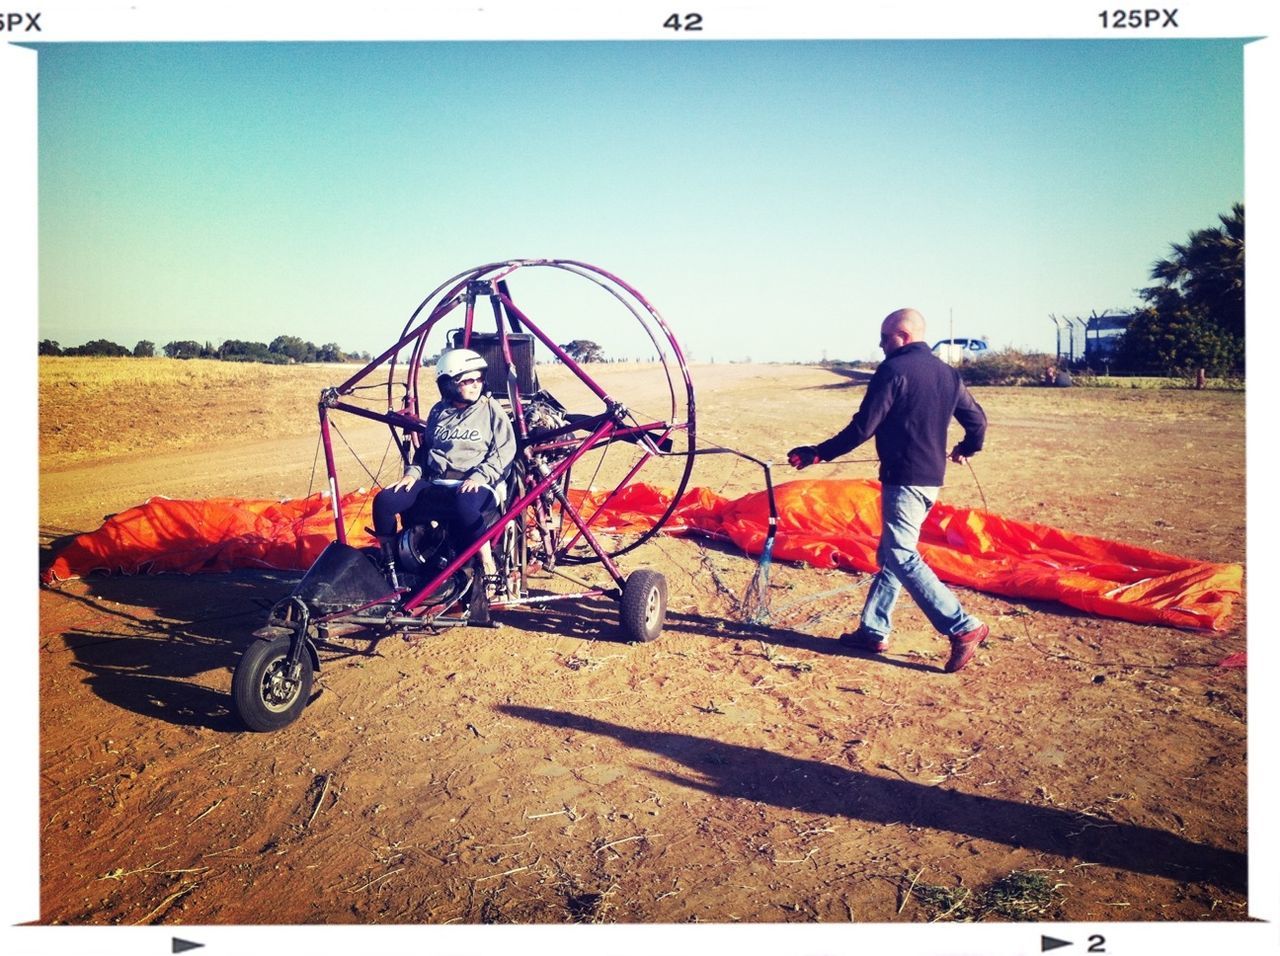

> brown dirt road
[37,360,1248,925]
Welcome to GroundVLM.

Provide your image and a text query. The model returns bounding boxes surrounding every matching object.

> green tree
[1141,203,1244,340]
[65,339,129,357]
[269,335,317,363]
[218,339,273,362]
[133,340,155,357]
[316,342,346,362]
[559,339,605,363]
[163,340,203,359]
[39,339,62,356]
[1119,205,1245,375]
[1114,307,1243,377]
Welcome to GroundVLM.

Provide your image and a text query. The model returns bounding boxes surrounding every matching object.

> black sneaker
[839,628,889,654]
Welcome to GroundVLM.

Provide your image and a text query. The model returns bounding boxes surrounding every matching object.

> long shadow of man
[498,704,1245,894]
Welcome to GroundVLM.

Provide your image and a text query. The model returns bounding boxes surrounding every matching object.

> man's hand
[390,474,417,492]
[787,446,821,469]
[949,444,969,465]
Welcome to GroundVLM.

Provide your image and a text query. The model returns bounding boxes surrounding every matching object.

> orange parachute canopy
[43,492,374,579]
[43,479,1242,632]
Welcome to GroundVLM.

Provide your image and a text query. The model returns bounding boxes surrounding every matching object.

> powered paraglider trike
[231,259,696,731]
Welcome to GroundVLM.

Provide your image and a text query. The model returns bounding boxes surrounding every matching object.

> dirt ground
[37,358,1249,925]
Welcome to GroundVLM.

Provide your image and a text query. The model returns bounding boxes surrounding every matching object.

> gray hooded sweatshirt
[404,395,517,499]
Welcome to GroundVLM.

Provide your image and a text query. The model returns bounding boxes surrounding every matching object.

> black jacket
[814,341,986,487]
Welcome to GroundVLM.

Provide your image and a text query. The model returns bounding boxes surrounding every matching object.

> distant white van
[931,337,990,363]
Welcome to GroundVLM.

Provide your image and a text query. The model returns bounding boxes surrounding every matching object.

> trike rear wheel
[620,569,667,643]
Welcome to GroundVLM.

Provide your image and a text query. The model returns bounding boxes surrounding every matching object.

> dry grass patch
[39,357,372,468]
[911,870,1064,922]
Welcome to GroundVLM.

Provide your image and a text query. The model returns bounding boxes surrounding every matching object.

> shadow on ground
[502,596,1092,675]
[44,569,304,731]
[809,366,875,389]
[41,556,1107,726]
[498,704,1247,894]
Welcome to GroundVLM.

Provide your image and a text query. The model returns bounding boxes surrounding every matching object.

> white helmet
[435,348,487,404]
[435,348,487,380]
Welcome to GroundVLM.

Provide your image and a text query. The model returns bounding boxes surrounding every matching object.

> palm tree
[1141,203,1244,340]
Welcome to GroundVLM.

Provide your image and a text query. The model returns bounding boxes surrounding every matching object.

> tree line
[39,332,645,366]
[38,205,1245,378]
[39,335,372,364]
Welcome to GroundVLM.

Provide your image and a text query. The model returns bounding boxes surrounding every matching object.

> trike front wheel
[232,635,313,732]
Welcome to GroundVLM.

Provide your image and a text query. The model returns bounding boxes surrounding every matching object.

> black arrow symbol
[172,939,204,954]
[1041,936,1072,952]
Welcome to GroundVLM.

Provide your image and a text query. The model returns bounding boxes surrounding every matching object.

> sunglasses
[455,375,484,387]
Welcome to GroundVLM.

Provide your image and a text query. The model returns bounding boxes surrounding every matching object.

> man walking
[787,308,989,672]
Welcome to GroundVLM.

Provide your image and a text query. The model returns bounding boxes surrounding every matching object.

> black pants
[373,480,497,553]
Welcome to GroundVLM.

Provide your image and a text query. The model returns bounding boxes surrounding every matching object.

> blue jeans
[373,480,498,553]
[860,484,980,643]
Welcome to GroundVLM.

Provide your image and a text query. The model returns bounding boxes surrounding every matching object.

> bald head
[879,308,926,354]
[883,308,926,340]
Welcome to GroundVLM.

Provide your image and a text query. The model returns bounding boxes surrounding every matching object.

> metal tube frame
[313,258,696,627]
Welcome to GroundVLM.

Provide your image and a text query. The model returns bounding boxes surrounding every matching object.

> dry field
[37,356,1248,926]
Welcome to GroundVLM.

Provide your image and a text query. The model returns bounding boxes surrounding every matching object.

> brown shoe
[945,623,988,673]
[839,628,889,654]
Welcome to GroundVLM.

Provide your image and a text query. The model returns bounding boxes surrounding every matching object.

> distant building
[1052,311,1137,366]
[1084,312,1137,364]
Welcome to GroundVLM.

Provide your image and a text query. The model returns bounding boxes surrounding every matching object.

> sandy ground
[37,359,1248,924]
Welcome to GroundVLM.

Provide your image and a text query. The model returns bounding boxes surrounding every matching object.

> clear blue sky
[30,37,1247,362]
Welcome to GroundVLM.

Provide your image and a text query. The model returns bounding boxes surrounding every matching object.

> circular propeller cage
[369,259,698,564]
